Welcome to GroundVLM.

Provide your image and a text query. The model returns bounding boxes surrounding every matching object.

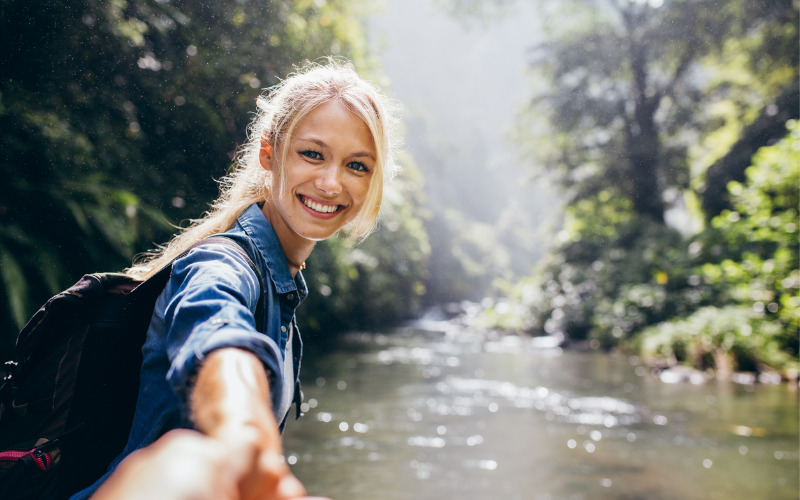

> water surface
[283,328,799,500]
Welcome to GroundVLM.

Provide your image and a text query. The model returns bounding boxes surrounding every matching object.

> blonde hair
[127,58,398,280]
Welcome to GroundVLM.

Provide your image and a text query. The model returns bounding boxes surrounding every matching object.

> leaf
[0,243,30,329]
[36,246,68,295]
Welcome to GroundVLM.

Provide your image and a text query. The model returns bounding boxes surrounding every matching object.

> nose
[315,163,342,196]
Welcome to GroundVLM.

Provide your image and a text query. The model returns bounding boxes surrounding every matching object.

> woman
[72,58,397,500]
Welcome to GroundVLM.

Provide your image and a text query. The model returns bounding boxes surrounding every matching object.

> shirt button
[287,293,294,300]
[281,326,287,333]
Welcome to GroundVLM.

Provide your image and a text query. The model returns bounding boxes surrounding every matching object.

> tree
[701,87,799,219]
[696,0,799,219]
[523,0,798,224]
[637,122,800,376]
[445,0,800,223]
[443,0,797,224]
[445,0,798,354]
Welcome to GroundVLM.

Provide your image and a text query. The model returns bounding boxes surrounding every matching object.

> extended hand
[190,348,326,500]
[92,429,331,500]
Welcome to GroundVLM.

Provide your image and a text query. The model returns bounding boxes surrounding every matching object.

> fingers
[92,430,239,500]
[275,473,307,499]
[93,428,322,500]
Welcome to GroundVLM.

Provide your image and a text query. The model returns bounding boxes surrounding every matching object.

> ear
[259,135,273,170]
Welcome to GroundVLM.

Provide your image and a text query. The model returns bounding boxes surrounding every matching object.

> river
[283,323,799,500]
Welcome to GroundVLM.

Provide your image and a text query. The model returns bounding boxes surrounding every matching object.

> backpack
[0,236,261,500]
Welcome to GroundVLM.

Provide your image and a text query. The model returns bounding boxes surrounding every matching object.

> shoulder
[170,240,261,295]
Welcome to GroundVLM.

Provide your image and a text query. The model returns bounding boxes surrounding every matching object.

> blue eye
[301,150,323,160]
[348,161,369,173]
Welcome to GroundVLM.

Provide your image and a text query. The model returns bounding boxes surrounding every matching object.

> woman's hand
[191,348,308,500]
[95,348,327,500]
[210,420,306,500]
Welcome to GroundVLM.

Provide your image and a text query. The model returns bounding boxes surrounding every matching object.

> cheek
[351,179,372,209]
[276,161,308,194]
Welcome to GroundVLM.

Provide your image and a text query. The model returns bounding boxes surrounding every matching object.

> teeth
[302,196,339,214]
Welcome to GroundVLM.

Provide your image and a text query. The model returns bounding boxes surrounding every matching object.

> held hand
[92,429,238,500]
[92,430,331,500]
[212,423,307,500]
[191,348,318,500]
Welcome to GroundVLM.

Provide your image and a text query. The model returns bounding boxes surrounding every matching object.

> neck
[281,234,315,277]
[279,239,314,277]
[287,258,307,274]
[260,200,315,277]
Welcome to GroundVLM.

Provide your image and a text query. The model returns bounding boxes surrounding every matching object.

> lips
[299,194,343,215]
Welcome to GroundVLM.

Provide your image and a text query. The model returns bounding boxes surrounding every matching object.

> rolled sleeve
[163,244,284,415]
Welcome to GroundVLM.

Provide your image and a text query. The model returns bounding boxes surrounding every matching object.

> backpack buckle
[0,361,18,419]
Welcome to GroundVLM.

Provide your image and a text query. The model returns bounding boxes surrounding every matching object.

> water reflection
[284,329,799,500]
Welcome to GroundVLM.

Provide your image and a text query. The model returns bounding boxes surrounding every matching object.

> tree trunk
[625,40,666,224]
[626,109,665,223]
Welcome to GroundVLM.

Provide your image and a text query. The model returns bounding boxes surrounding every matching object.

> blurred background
[1,0,797,498]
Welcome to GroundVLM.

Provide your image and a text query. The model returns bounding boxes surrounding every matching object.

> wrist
[190,348,275,436]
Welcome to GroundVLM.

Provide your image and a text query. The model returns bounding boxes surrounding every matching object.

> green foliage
[483,123,798,375]
[398,104,535,308]
[635,305,794,374]
[505,0,797,224]
[470,0,798,380]
[0,243,29,329]
[422,208,515,305]
[1,0,429,357]
[509,203,697,345]
[653,122,800,369]
[633,123,799,374]
[475,278,539,333]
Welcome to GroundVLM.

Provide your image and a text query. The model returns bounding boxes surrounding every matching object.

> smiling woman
[65,58,400,500]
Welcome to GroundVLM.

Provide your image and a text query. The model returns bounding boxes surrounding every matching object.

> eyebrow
[297,137,376,161]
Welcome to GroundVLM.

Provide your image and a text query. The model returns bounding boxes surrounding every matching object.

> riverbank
[405,301,800,387]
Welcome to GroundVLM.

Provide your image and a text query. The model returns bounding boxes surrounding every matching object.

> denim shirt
[71,203,306,499]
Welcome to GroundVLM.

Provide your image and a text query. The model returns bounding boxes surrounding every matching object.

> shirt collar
[237,203,307,297]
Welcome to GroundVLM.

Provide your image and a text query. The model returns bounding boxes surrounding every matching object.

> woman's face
[262,100,376,248]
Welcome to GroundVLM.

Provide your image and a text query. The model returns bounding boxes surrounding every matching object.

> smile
[299,195,343,214]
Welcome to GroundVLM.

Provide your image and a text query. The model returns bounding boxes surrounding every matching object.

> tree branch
[701,83,800,219]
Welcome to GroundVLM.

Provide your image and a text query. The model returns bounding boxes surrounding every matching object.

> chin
[296,217,355,242]
[296,227,342,242]
[304,234,335,242]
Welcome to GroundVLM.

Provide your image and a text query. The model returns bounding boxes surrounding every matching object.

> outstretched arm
[93,348,316,500]
[191,347,305,500]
